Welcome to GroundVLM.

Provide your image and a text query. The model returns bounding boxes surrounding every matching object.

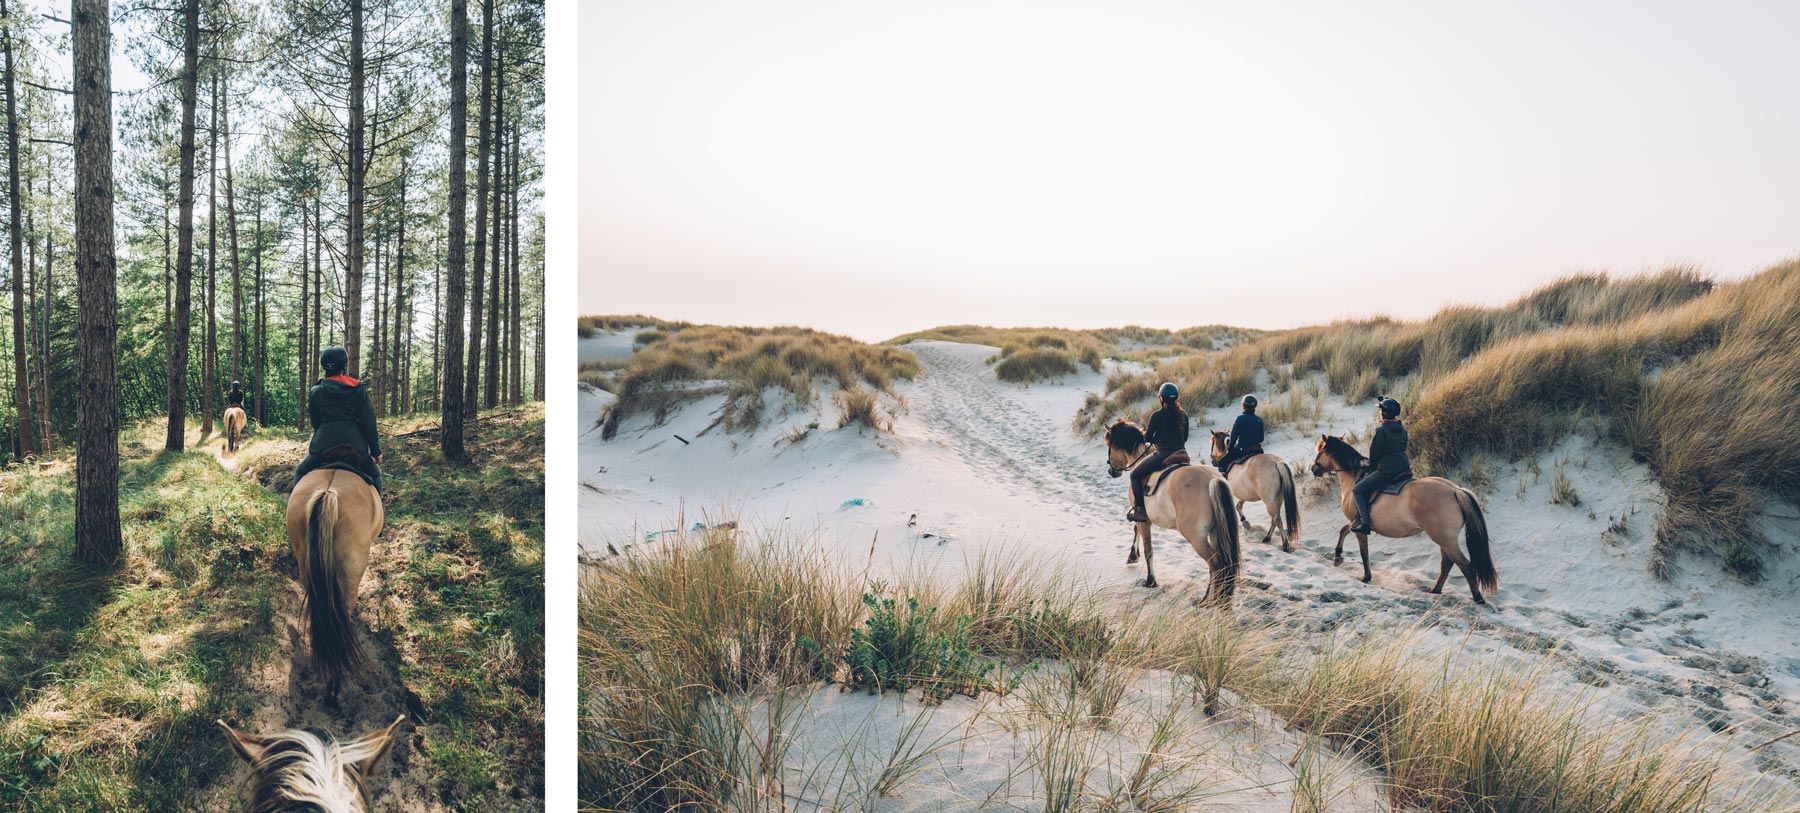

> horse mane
[1107,419,1144,450]
[1322,435,1366,470]
[243,729,375,813]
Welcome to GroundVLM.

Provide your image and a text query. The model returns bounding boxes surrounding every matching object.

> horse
[1311,435,1498,603]
[224,406,248,453]
[1207,430,1302,551]
[218,715,404,812]
[287,468,385,697]
[1103,419,1241,603]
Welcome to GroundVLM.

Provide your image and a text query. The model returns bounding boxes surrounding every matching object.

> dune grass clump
[893,324,1265,384]
[575,313,687,337]
[590,319,920,438]
[1250,627,1793,813]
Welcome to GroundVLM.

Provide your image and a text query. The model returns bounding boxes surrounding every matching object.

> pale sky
[581,1,1800,342]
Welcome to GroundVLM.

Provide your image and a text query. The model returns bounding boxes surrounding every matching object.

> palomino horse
[224,406,248,453]
[287,468,385,696]
[1103,420,1241,603]
[1311,435,1497,603]
[1207,430,1301,551]
[218,715,404,812]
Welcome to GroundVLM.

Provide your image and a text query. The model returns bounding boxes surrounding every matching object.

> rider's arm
[358,390,382,460]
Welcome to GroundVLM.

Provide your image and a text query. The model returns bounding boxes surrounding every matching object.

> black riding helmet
[1158,382,1179,401]
[321,345,349,374]
[1241,394,1257,410]
[1378,396,1401,419]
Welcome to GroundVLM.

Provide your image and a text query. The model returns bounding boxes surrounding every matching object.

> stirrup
[1126,506,1147,523]
[1349,522,1371,534]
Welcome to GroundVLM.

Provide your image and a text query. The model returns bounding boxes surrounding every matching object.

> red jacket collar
[325,374,361,387]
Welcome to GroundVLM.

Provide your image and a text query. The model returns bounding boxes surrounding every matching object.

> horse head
[1311,435,1364,477]
[1208,429,1230,464]
[220,716,404,813]
[1104,419,1145,478]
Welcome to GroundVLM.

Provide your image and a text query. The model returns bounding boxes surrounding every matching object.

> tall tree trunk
[254,195,265,426]
[345,0,366,375]
[313,192,322,378]
[165,0,200,451]
[508,113,522,403]
[442,0,470,460]
[37,168,49,451]
[223,66,242,389]
[72,0,121,563]
[4,0,33,460]
[484,42,503,410]
[393,165,407,414]
[372,229,384,413]
[464,0,493,423]
[163,183,171,343]
[297,193,308,430]
[203,69,217,435]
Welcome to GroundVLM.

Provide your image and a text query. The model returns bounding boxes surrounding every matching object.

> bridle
[1107,441,1151,478]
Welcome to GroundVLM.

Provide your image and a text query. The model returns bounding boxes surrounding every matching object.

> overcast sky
[581,1,1800,341]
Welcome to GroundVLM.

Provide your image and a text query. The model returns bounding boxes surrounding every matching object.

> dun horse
[1207,430,1301,551]
[287,468,385,696]
[218,715,404,812]
[1311,435,1498,603]
[224,406,248,453]
[1104,420,1241,603]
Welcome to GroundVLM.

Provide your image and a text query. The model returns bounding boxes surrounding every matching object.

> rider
[294,346,384,492]
[1127,382,1188,523]
[1350,396,1409,534]
[1214,394,1264,475]
[226,380,246,410]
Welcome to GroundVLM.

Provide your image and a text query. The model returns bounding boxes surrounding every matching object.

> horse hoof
[1127,551,1140,564]
[1333,556,1343,566]
[1144,577,1158,588]
[1427,588,1442,595]
[1282,543,1293,553]
[1361,575,1371,584]
[1473,597,1487,605]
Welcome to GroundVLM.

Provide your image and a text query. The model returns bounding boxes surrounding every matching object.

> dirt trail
[192,433,434,812]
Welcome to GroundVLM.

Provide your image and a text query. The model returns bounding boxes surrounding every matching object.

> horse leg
[1430,555,1452,594]
[1238,499,1252,530]
[1127,521,1140,564]
[1357,532,1372,583]
[1334,524,1350,566]
[1451,552,1485,604]
[1141,524,1157,588]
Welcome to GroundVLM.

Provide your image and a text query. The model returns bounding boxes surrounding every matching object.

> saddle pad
[1145,462,1189,496]
[1377,472,1416,496]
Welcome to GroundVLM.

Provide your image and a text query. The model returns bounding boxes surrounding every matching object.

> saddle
[1144,451,1191,496]
[1219,445,1262,477]
[315,445,379,489]
[1366,470,1416,501]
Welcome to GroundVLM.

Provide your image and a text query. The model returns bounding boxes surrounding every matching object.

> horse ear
[218,720,269,764]
[347,715,406,779]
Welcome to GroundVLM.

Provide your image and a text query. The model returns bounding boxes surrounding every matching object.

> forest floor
[0,405,544,812]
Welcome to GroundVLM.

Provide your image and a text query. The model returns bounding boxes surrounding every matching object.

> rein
[1108,442,1152,476]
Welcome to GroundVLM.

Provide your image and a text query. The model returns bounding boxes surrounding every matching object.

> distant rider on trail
[1127,382,1188,523]
[1350,396,1410,534]
[1213,395,1264,475]
[294,346,384,493]
[226,380,246,409]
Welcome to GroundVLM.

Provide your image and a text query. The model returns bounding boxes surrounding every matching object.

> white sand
[582,333,1800,801]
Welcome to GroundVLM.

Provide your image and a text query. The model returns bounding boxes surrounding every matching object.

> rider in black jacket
[293,346,384,492]
[1128,382,1188,522]
[1214,395,1264,475]
[1350,397,1410,533]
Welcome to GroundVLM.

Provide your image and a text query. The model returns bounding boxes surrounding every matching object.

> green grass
[0,406,543,811]
[0,426,288,811]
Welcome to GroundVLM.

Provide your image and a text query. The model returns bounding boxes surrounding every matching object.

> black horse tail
[1278,460,1301,541]
[1208,478,1241,603]
[305,476,365,685]
[1456,488,1498,592]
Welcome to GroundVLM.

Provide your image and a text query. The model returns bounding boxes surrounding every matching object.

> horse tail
[1455,488,1498,592]
[1277,460,1301,540]
[1208,478,1241,602]
[305,478,364,683]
